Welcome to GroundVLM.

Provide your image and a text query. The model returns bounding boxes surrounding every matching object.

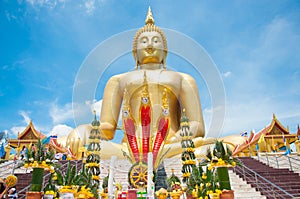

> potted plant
[53,161,96,199]
[100,174,108,199]
[24,139,55,199]
[43,173,57,199]
[200,140,240,199]
[155,188,168,199]
[167,170,182,199]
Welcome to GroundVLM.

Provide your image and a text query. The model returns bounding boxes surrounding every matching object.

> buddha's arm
[100,75,123,140]
[179,73,205,137]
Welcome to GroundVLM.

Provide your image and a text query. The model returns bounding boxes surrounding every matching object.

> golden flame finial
[145,6,155,25]
[123,88,129,107]
[142,72,149,98]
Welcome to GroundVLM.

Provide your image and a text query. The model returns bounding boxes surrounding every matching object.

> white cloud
[85,99,102,115]
[203,105,225,138]
[10,126,26,137]
[50,101,73,124]
[84,0,95,15]
[25,0,58,8]
[48,124,73,137]
[222,71,231,78]
[19,110,31,125]
[49,99,102,127]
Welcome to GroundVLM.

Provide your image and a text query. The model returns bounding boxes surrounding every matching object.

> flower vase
[209,193,220,199]
[60,192,75,199]
[185,192,193,199]
[26,191,42,199]
[43,194,54,199]
[220,190,234,199]
[100,192,108,199]
[170,191,182,199]
[216,167,231,190]
[157,193,168,199]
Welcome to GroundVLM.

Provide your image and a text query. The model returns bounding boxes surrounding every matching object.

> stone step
[228,170,266,199]
[98,157,267,198]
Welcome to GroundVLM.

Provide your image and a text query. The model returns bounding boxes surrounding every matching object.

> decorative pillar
[4,145,11,160]
[295,140,300,155]
[108,156,116,198]
[147,152,154,198]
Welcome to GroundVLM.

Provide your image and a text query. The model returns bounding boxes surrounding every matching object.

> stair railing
[0,161,15,178]
[233,161,295,198]
[257,153,300,172]
[17,160,82,199]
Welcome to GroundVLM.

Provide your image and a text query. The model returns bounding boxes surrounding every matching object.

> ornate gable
[266,114,289,135]
[18,120,46,140]
[22,129,38,140]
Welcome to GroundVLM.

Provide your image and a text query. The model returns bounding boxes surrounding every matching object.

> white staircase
[99,157,267,198]
[229,170,266,199]
[0,160,15,178]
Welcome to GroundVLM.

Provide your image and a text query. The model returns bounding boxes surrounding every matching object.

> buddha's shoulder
[108,70,194,80]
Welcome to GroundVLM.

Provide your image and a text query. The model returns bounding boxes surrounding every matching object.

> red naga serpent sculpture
[122,72,170,169]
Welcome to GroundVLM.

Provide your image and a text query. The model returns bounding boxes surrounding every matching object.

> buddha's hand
[99,122,115,140]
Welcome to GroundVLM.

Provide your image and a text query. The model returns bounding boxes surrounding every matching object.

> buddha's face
[136,31,164,65]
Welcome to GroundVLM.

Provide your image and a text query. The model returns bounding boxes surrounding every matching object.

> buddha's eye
[141,37,148,44]
[153,36,160,44]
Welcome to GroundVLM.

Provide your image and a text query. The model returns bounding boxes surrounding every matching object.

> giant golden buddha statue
[67,8,245,160]
[98,7,206,159]
[100,8,204,143]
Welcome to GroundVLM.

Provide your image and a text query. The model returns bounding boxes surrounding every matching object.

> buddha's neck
[139,63,163,70]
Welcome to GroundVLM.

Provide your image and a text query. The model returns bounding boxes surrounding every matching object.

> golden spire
[145,6,155,25]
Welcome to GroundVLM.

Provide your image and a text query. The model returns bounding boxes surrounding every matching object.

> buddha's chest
[119,70,181,96]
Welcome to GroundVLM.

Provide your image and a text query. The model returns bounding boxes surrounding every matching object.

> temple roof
[233,114,297,155]
[18,120,46,140]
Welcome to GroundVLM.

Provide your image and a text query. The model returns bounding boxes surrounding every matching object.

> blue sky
[1,0,300,143]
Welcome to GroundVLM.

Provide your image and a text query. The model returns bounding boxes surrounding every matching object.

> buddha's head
[132,7,168,68]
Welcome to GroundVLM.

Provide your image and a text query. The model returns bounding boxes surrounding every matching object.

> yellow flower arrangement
[58,186,77,194]
[86,151,101,156]
[92,175,100,181]
[155,187,168,199]
[24,161,55,171]
[181,136,192,141]
[186,147,195,152]
[88,138,101,144]
[5,175,18,187]
[75,186,94,199]
[182,160,196,165]
[85,162,100,167]
[45,190,57,197]
[182,172,190,178]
